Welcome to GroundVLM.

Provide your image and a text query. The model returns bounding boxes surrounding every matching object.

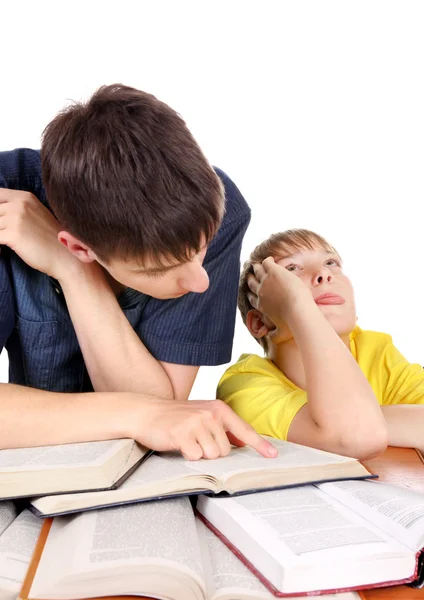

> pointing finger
[222,409,278,458]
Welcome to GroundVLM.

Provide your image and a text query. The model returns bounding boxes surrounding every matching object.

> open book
[196,478,424,596]
[29,438,372,516]
[21,495,359,600]
[0,501,42,600]
[0,439,149,500]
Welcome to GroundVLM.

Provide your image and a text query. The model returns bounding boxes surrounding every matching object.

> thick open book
[0,439,149,500]
[0,501,42,600]
[29,438,372,517]
[20,495,359,600]
[196,478,424,596]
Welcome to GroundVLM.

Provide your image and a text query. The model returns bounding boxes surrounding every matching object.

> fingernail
[268,445,278,457]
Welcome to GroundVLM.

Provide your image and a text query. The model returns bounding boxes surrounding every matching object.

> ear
[58,231,97,264]
[245,309,271,340]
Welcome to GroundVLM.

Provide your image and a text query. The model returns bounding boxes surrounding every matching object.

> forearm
[59,263,173,398]
[381,405,424,452]
[0,383,145,450]
[288,302,387,452]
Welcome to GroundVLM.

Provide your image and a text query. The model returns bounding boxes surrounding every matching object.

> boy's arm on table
[246,259,388,460]
[0,383,276,458]
[381,405,424,452]
[379,340,424,451]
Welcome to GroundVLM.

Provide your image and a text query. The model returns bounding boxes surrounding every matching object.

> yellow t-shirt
[217,326,424,441]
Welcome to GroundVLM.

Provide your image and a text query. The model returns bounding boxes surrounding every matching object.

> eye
[285,263,301,272]
[325,258,341,267]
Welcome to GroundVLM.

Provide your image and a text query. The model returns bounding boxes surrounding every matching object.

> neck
[269,334,351,390]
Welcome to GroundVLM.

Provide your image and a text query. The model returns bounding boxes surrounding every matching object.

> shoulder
[0,149,46,202]
[350,326,394,362]
[351,325,393,348]
[219,353,290,383]
[0,148,42,183]
[213,166,251,227]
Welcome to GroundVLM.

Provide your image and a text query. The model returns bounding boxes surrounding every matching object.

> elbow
[156,384,175,401]
[336,423,389,461]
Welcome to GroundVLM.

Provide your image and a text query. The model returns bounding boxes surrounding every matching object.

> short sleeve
[218,357,308,440]
[0,149,46,202]
[381,342,424,405]
[136,168,251,366]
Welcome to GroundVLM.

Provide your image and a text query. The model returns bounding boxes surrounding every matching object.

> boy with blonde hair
[218,229,424,460]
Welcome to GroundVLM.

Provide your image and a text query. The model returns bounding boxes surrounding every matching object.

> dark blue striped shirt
[0,149,250,392]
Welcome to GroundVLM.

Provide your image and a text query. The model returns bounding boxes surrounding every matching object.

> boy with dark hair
[0,84,277,461]
[219,229,424,460]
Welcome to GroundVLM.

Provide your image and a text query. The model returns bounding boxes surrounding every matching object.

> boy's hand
[247,257,314,328]
[0,188,80,279]
[133,397,278,461]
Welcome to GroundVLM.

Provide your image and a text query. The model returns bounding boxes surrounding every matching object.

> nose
[178,260,210,294]
[313,267,332,286]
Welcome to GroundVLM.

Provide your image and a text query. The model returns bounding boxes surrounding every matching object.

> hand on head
[246,256,313,344]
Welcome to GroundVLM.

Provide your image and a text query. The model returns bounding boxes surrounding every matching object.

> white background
[1,1,424,399]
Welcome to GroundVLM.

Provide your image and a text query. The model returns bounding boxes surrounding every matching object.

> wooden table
[357,447,424,599]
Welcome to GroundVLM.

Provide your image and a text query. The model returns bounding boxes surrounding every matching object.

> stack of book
[1,437,424,599]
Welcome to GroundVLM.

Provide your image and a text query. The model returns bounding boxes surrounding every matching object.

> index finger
[222,410,278,458]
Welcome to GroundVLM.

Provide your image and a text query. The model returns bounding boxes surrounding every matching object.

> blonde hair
[238,229,340,352]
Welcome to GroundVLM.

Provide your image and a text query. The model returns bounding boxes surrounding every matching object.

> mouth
[314,293,345,305]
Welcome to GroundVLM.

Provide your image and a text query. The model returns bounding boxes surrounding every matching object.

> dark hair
[239,229,341,352]
[41,84,224,264]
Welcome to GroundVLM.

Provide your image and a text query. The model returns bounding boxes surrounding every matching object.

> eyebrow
[133,243,209,274]
[277,250,338,261]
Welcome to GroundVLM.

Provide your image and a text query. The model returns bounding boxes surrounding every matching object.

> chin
[326,316,356,336]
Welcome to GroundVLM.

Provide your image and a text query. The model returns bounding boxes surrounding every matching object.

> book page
[197,484,410,592]
[0,502,17,537]
[159,437,352,481]
[196,519,360,600]
[196,517,272,600]
[319,480,424,551]
[118,453,200,489]
[30,497,206,600]
[0,509,42,600]
[0,439,130,472]
[30,453,203,516]
[224,487,399,559]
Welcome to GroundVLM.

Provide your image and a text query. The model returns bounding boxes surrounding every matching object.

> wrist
[57,260,106,291]
[121,394,162,441]
[282,293,319,326]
